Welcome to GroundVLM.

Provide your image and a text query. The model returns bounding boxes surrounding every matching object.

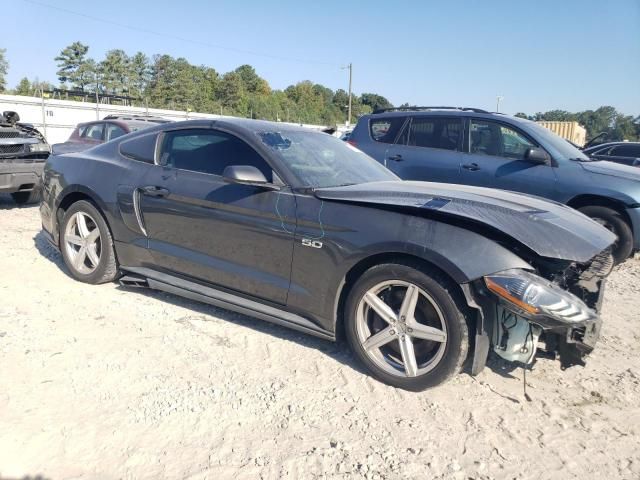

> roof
[212,117,322,135]
[362,108,533,126]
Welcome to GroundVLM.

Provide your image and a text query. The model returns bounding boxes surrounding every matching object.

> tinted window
[369,116,407,144]
[120,133,158,163]
[408,117,461,150]
[161,129,272,181]
[610,144,640,157]
[591,145,613,155]
[106,124,127,141]
[259,130,397,188]
[82,123,104,141]
[470,120,536,160]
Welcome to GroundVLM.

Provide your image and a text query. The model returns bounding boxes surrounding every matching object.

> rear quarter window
[119,133,158,164]
[369,116,407,144]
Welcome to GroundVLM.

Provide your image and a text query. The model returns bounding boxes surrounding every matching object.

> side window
[408,117,462,150]
[369,116,407,144]
[106,124,127,141]
[82,123,104,141]
[611,145,640,157]
[161,129,273,181]
[120,133,158,164]
[470,120,536,160]
[591,145,612,155]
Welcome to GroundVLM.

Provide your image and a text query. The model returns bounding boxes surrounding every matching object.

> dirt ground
[0,194,639,480]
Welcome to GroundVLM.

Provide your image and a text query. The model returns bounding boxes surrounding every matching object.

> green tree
[14,77,31,95]
[129,52,151,99]
[217,71,247,114]
[0,48,8,92]
[360,93,393,112]
[99,49,130,95]
[55,41,95,91]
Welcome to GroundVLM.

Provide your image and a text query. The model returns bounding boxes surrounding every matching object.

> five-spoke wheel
[64,212,102,274]
[346,262,469,390]
[59,200,119,284]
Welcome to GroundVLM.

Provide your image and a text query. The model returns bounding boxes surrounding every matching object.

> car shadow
[0,193,39,210]
[117,284,366,374]
[33,230,71,277]
[31,229,366,376]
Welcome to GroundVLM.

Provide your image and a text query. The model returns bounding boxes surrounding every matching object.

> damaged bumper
[463,260,609,374]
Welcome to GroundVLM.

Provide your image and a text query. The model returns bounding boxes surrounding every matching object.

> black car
[40,119,615,390]
[583,142,640,167]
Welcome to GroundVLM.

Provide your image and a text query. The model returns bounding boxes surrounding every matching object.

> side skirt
[120,266,335,341]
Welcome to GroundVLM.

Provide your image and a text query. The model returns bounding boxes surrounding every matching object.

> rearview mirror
[524,147,549,165]
[222,165,279,190]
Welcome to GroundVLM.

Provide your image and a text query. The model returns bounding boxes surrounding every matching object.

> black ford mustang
[40,119,615,390]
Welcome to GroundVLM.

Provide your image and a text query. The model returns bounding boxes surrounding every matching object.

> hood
[580,160,640,182]
[314,181,616,263]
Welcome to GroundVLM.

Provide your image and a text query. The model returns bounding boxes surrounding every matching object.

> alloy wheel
[355,280,448,378]
[64,212,102,274]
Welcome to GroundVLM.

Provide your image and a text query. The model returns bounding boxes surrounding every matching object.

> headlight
[484,269,596,324]
[29,143,50,153]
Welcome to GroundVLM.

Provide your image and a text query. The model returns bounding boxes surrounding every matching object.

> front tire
[579,206,634,264]
[59,200,118,284]
[344,262,469,391]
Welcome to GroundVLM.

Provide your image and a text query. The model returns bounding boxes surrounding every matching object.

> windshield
[258,130,398,188]
[526,122,591,161]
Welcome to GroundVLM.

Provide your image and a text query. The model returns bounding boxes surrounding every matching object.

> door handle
[462,163,480,171]
[140,185,170,198]
[388,154,403,162]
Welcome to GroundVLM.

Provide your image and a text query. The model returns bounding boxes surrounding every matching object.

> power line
[22,0,340,67]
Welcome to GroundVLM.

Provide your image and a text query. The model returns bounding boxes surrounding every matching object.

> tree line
[0,42,393,125]
[0,44,638,138]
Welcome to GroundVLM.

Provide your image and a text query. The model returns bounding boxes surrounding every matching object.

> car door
[460,118,558,198]
[136,127,297,305]
[355,115,409,165]
[383,116,464,183]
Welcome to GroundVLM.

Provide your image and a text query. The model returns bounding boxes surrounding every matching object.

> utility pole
[496,95,504,113]
[342,63,353,126]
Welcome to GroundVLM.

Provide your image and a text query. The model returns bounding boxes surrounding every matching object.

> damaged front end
[465,249,613,374]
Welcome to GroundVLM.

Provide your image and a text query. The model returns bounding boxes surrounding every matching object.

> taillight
[347,139,357,147]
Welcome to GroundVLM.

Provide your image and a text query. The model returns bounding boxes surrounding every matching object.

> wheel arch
[567,194,632,225]
[53,185,111,246]
[332,252,471,341]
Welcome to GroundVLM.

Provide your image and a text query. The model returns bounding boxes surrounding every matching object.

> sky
[2,0,639,116]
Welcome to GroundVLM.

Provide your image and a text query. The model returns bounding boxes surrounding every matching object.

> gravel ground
[0,194,639,480]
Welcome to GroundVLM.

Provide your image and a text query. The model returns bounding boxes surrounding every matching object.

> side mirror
[524,147,549,165]
[222,165,279,190]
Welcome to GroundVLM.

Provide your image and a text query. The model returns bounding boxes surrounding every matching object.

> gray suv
[349,107,640,263]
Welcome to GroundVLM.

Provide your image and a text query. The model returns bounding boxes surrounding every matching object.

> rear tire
[59,200,118,284]
[344,261,469,391]
[11,189,41,204]
[579,205,633,264]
